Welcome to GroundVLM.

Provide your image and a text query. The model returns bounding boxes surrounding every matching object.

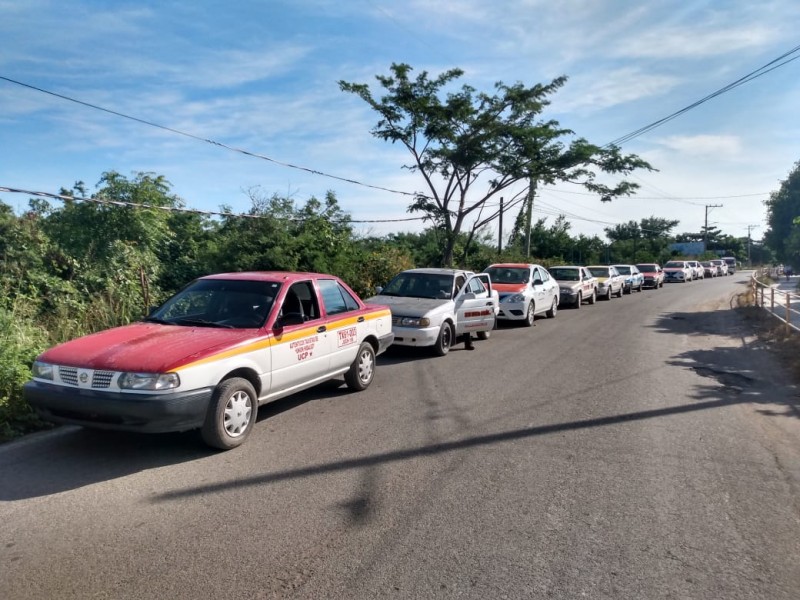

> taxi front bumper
[390,324,441,347]
[24,381,213,433]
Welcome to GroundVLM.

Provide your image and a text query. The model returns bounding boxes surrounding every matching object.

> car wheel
[344,341,375,391]
[523,302,535,327]
[546,298,557,318]
[616,285,624,298]
[574,292,582,309]
[432,321,454,356]
[201,377,258,450]
[588,289,597,304]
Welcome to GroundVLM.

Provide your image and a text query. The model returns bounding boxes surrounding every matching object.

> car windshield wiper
[171,318,234,329]
[141,316,173,325]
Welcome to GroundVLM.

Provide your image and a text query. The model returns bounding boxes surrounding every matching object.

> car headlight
[560,287,577,294]
[399,316,431,328]
[118,372,180,391]
[502,293,526,303]
[598,281,608,288]
[32,361,54,381]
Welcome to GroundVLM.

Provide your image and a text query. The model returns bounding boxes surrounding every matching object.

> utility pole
[525,179,537,259]
[498,197,504,254]
[704,204,723,253]
[746,225,759,267]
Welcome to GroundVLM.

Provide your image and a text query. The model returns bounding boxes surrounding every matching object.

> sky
[1,0,799,244]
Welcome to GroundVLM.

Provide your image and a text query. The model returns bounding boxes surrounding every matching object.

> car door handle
[317,326,327,333]
[357,316,365,323]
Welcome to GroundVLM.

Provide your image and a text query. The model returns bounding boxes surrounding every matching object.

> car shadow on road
[140,298,800,504]
[0,381,355,501]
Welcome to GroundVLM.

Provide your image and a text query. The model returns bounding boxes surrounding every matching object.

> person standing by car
[786,265,793,281]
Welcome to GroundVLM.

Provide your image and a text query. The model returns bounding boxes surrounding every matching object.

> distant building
[669,242,705,257]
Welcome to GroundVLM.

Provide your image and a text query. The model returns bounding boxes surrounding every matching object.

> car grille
[57,366,116,388]
[59,366,78,386]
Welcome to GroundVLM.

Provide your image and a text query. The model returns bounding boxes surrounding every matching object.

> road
[2,273,800,599]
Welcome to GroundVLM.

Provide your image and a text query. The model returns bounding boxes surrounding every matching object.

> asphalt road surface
[2,272,800,599]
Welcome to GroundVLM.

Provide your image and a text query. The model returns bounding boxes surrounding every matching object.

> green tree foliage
[764,160,800,266]
[0,303,51,441]
[606,216,679,263]
[339,63,652,266]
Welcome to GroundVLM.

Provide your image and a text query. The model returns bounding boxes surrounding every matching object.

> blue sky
[1,0,798,243]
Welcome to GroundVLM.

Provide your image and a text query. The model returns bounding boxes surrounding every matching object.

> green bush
[0,304,53,442]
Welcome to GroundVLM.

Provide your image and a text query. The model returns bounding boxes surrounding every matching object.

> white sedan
[482,263,559,326]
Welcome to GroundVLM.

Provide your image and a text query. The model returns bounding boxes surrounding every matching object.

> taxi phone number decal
[290,335,318,361]
[337,326,357,348]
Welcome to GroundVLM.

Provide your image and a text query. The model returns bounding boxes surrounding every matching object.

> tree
[764,160,800,266]
[340,63,652,267]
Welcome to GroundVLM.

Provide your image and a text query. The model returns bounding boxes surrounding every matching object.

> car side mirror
[276,313,305,328]
[533,278,543,286]
[461,292,477,300]
[375,286,384,294]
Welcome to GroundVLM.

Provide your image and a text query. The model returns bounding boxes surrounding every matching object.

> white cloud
[613,25,776,59]
[556,68,682,113]
[657,134,743,158]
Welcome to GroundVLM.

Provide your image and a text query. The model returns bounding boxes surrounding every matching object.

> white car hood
[366,295,451,317]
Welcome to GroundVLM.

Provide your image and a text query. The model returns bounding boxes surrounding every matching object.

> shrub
[0,304,52,442]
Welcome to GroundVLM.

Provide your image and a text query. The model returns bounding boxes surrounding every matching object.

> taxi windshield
[483,267,529,284]
[549,268,580,281]
[148,279,280,329]
[381,273,454,300]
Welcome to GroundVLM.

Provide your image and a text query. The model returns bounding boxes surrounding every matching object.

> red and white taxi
[24,272,393,449]
[482,263,559,326]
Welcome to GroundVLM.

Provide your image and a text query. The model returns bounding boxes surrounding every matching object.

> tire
[546,298,557,318]
[588,289,597,305]
[616,285,624,298]
[523,302,535,327]
[574,292,582,309]
[201,377,258,450]
[432,321,454,356]
[624,284,631,295]
[344,341,376,391]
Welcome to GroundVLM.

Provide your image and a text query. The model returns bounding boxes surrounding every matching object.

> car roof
[486,263,537,269]
[398,268,473,276]
[550,265,583,269]
[200,271,336,283]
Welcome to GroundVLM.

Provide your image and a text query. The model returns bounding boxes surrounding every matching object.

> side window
[467,277,486,294]
[454,275,466,295]
[281,281,320,322]
[541,269,550,282]
[532,267,543,284]
[318,279,358,315]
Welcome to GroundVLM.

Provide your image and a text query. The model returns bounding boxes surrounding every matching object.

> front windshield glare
[149,279,281,328]
[381,273,455,299]
[484,267,529,284]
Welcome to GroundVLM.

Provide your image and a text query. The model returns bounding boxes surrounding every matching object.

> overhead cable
[607,43,800,147]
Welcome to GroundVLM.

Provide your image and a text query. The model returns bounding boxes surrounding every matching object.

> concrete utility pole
[746,225,759,267]
[704,204,723,252]
[498,197,504,254]
[525,180,537,258]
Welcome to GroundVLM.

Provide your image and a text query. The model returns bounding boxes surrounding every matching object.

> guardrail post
[771,287,774,309]
[787,292,792,334]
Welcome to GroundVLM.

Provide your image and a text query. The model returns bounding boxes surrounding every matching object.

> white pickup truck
[367,268,499,356]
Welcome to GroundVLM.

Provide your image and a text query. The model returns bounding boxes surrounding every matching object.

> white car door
[531,266,549,315]
[454,275,495,336]
[270,281,332,394]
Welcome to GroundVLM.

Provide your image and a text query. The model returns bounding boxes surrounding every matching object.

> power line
[0,186,428,224]
[0,75,420,200]
[607,43,800,147]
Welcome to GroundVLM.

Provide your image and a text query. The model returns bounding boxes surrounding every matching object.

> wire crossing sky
[1,1,798,240]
